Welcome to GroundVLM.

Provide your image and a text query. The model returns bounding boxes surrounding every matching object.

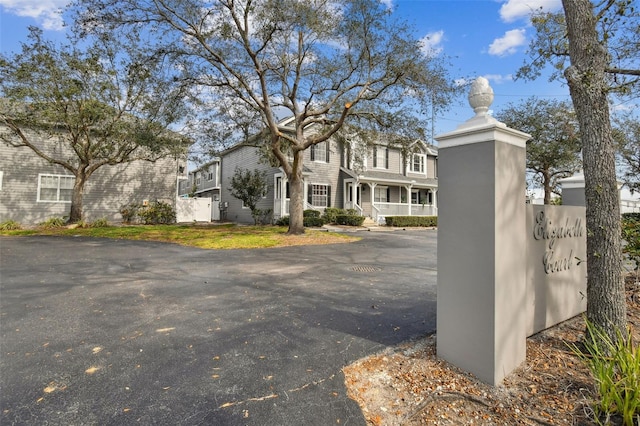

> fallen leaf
[85,366,99,375]
[155,328,175,333]
[92,347,103,354]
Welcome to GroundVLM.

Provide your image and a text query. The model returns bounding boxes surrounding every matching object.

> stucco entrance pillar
[434,77,531,385]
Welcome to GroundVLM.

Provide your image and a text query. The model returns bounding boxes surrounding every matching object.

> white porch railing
[375,202,437,217]
[410,204,437,216]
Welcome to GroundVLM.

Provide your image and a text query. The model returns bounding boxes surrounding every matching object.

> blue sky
[0,0,571,136]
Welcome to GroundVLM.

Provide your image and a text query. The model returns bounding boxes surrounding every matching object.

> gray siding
[1,131,183,225]
[220,145,280,224]
[304,141,342,209]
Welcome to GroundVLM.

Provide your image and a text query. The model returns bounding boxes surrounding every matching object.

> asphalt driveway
[0,230,438,425]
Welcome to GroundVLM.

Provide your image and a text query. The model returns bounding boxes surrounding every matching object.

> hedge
[335,214,365,226]
[275,215,325,227]
[385,216,437,227]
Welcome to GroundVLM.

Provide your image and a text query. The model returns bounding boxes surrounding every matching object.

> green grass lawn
[0,223,359,249]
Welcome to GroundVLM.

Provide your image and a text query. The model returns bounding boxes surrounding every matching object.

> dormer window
[411,153,426,173]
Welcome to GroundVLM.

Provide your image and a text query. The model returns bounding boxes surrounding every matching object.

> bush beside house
[385,216,438,227]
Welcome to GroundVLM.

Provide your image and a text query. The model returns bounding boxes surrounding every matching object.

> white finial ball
[468,77,494,115]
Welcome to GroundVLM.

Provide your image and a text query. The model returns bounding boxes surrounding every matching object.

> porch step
[362,217,377,227]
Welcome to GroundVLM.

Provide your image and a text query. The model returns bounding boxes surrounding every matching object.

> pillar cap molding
[435,76,531,149]
[435,123,530,149]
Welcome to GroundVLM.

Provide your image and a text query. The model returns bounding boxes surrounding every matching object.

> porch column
[435,77,530,385]
[404,185,412,215]
[432,189,438,215]
[369,183,376,219]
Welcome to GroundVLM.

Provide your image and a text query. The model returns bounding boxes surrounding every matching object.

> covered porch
[343,175,438,224]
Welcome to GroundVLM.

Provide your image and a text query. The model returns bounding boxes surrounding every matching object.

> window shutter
[373,147,377,168]
[386,187,390,202]
[385,148,389,169]
[327,186,331,207]
[326,142,330,163]
[308,184,312,204]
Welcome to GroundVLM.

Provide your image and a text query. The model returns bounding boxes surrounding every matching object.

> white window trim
[374,185,388,203]
[0,171,3,191]
[37,173,75,203]
[411,189,420,204]
[411,153,426,174]
[310,183,329,207]
[311,142,329,163]
[374,146,388,169]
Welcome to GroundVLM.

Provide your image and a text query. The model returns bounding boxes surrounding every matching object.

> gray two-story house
[182,121,438,225]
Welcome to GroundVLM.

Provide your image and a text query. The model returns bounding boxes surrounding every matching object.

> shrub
[568,320,640,425]
[137,201,176,225]
[385,216,437,227]
[303,209,321,218]
[335,214,365,226]
[252,208,272,225]
[40,217,66,228]
[622,213,640,272]
[90,217,110,228]
[322,207,344,224]
[0,220,22,230]
[119,203,142,223]
[303,217,325,227]
[275,216,289,226]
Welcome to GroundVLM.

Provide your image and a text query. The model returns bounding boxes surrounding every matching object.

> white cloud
[420,30,444,56]
[379,0,394,10]
[488,28,526,56]
[482,74,514,84]
[0,0,68,30]
[499,0,562,23]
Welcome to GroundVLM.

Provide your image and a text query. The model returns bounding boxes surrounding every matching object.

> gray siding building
[1,130,186,225]
[181,122,439,225]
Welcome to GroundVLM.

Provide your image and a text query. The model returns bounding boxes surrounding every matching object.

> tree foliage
[0,28,189,223]
[71,0,457,234]
[518,0,640,94]
[614,115,640,193]
[228,167,269,225]
[495,98,582,204]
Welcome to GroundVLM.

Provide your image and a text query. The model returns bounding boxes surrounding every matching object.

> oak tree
[0,28,189,223]
[495,98,581,204]
[71,0,456,234]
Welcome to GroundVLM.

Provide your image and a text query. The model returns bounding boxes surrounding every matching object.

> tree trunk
[68,174,86,223]
[287,150,305,235]
[562,0,627,340]
[543,170,552,205]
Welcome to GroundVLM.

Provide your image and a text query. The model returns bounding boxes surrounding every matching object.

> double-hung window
[373,146,389,169]
[310,142,330,163]
[38,174,74,203]
[374,186,389,203]
[411,153,426,173]
[307,184,330,207]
